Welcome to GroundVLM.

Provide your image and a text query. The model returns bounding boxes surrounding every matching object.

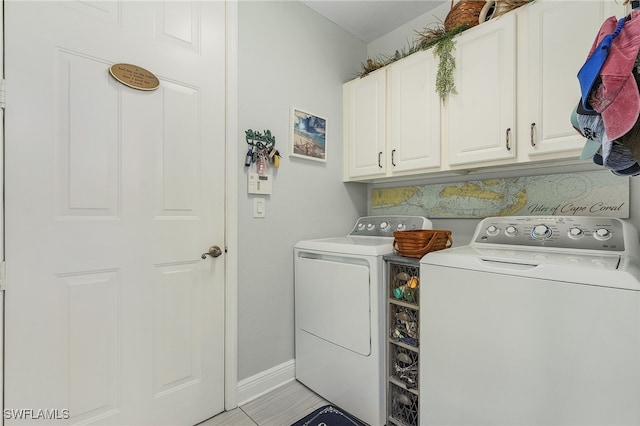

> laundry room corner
[236,1,369,400]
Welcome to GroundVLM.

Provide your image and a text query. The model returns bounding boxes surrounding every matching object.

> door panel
[295,256,371,356]
[57,50,120,217]
[4,1,226,425]
[62,270,119,422]
[152,261,203,397]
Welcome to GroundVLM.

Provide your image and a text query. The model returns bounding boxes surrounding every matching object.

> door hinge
[0,261,6,291]
[0,79,6,110]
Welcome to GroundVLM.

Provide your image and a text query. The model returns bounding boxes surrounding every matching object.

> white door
[4,1,226,425]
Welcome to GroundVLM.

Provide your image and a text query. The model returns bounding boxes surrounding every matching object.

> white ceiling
[301,0,447,43]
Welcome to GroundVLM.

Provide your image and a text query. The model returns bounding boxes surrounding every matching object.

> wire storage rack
[385,255,421,426]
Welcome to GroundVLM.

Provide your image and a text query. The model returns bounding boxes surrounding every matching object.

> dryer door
[295,253,371,356]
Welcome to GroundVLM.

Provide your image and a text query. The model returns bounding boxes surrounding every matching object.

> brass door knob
[201,246,223,259]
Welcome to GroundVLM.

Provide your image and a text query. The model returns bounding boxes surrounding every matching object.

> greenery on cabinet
[427,27,466,103]
[357,23,469,80]
[357,0,533,103]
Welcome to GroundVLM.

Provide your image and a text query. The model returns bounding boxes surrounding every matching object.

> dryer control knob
[396,223,406,231]
[486,225,499,236]
[357,223,365,231]
[380,221,389,230]
[505,226,517,237]
[594,228,611,240]
[366,223,375,231]
[568,227,584,238]
[532,224,552,239]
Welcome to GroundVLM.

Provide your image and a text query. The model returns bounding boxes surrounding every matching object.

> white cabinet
[523,0,627,159]
[344,68,387,179]
[446,13,517,167]
[389,50,441,173]
[343,0,629,182]
[343,50,440,181]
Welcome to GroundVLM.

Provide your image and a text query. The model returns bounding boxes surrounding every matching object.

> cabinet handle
[530,122,536,147]
[505,128,511,151]
[378,151,383,168]
[391,149,397,167]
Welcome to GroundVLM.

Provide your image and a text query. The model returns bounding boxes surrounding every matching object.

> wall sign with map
[370,171,629,218]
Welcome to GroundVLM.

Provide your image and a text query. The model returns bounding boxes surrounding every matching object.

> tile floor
[197,380,328,426]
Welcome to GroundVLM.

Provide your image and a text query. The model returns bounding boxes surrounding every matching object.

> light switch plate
[253,197,266,218]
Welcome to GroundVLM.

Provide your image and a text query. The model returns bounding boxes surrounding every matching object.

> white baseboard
[236,359,296,406]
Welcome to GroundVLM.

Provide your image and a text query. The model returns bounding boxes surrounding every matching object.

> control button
[531,224,552,240]
[357,223,365,231]
[379,221,389,230]
[505,226,518,237]
[396,223,406,231]
[594,228,611,240]
[366,223,375,231]
[568,227,584,239]
[486,225,499,236]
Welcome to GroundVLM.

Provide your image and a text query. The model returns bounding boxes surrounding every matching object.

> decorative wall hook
[244,129,281,170]
[245,129,276,150]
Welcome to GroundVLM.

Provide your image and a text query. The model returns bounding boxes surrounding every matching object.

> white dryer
[295,215,432,426]
[419,216,640,425]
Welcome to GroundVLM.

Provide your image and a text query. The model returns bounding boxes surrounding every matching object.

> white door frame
[0,0,5,421]
[224,0,239,412]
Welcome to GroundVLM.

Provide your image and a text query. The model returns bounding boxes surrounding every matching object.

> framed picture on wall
[290,108,327,162]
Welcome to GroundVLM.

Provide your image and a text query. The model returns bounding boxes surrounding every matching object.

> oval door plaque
[109,63,160,91]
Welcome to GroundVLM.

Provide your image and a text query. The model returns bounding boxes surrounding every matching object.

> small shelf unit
[384,255,421,426]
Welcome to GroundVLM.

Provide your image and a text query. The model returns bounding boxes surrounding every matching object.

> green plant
[432,24,469,103]
[434,36,456,103]
[357,22,470,101]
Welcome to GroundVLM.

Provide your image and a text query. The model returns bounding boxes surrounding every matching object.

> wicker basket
[444,0,486,32]
[393,230,453,259]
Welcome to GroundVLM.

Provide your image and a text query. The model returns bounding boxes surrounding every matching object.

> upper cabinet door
[525,0,627,157]
[447,13,517,167]
[344,69,387,179]
[389,50,441,173]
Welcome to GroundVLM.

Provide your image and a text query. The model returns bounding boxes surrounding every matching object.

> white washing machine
[419,216,640,425]
[295,215,432,426]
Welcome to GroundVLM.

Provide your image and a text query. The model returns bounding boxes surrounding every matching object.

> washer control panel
[473,216,626,251]
[350,215,432,237]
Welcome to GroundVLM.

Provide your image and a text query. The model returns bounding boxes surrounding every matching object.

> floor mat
[291,404,367,426]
